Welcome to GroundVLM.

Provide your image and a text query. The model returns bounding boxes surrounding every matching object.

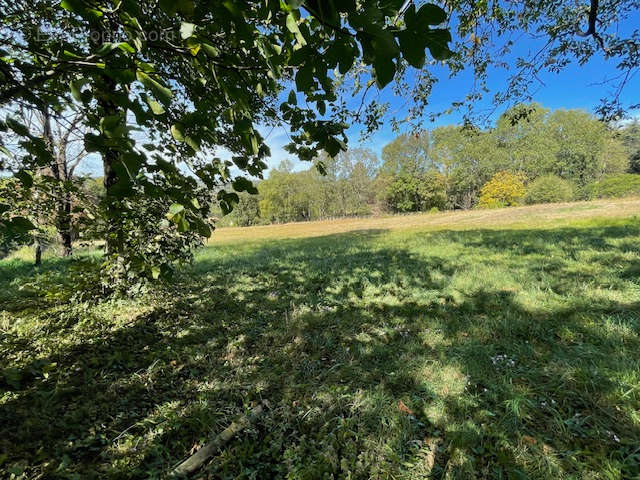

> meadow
[1,198,640,479]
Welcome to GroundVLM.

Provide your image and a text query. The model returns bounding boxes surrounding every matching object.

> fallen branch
[170,401,269,477]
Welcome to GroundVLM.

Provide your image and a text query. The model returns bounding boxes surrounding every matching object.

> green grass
[1,217,640,479]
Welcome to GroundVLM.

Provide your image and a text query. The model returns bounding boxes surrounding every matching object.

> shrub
[584,173,640,199]
[524,175,574,204]
[383,171,447,213]
[477,171,526,209]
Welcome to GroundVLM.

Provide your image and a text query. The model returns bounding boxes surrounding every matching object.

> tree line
[222,104,640,227]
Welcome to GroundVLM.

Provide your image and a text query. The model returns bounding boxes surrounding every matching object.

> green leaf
[171,123,185,142]
[9,216,36,233]
[222,0,242,16]
[373,57,395,89]
[117,42,136,53]
[295,65,314,92]
[15,170,33,188]
[335,40,357,75]
[250,134,259,155]
[168,203,185,217]
[151,266,161,280]
[20,138,53,165]
[287,89,297,106]
[95,42,120,56]
[70,78,90,102]
[180,22,195,40]
[192,218,212,237]
[6,118,30,137]
[142,94,165,115]
[159,0,178,15]
[416,3,447,25]
[201,43,220,58]
[185,135,200,152]
[136,71,173,106]
[286,13,306,46]
[425,29,452,60]
[325,136,345,157]
[177,217,190,232]
[232,176,258,194]
[397,30,425,68]
[60,0,103,22]
[176,0,195,15]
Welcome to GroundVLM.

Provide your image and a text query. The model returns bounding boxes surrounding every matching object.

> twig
[170,400,269,477]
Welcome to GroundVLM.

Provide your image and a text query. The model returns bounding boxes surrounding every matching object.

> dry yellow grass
[210,197,640,244]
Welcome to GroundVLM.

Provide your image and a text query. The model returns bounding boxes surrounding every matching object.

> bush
[524,175,574,204]
[584,173,640,199]
[383,171,447,213]
[477,171,526,209]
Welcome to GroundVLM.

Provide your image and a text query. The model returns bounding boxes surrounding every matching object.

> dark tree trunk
[59,190,73,256]
[42,107,74,256]
[91,28,122,256]
[99,98,122,256]
[34,241,42,267]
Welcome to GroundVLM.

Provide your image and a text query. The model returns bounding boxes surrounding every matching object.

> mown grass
[1,210,640,479]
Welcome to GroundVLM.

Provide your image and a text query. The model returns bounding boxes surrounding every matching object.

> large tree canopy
[0,0,452,281]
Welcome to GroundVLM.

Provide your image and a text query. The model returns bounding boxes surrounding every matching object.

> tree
[378,131,448,212]
[320,148,378,216]
[380,169,446,213]
[258,167,309,223]
[547,109,627,186]
[380,132,432,177]
[1,0,452,285]
[430,126,500,209]
[5,107,90,256]
[0,176,41,259]
[620,120,640,173]
[493,104,557,178]
[224,192,261,227]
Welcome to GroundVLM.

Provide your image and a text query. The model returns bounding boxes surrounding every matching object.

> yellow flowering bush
[477,171,526,208]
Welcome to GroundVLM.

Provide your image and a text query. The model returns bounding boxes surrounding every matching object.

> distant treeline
[218,104,640,227]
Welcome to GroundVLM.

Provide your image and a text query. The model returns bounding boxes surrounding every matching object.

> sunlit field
[211,197,640,243]
[2,199,640,479]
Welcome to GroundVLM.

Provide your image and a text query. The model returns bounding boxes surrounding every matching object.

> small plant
[477,171,526,208]
[524,175,574,204]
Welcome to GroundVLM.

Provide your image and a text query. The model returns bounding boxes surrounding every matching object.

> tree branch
[576,0,608,52]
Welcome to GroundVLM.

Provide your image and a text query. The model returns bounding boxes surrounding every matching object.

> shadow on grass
[1,224,640,479]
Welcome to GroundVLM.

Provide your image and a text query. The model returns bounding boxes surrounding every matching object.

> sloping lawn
[1,216,639,479]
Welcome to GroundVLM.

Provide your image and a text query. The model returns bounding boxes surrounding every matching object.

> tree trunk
[34,241,42,267]
[42,107,74,256]
[101,114,121,256]
[88,26,122,257]
[59,190,73,256]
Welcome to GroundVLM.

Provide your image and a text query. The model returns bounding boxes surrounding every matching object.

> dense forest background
[3,103,640,257]
[219,104,640,226]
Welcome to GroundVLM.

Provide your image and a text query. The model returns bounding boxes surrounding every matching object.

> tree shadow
[1,224,639,478]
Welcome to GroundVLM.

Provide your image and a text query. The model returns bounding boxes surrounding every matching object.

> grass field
[1,199,640,479]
